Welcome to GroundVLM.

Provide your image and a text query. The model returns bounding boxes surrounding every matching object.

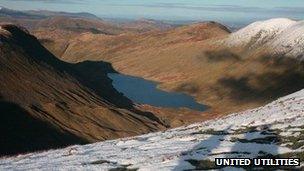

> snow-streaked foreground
[1,90,304,170]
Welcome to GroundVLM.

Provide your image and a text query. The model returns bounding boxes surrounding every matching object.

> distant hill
[0,7,177,57]
[0,6,100,19]
[118,18,174,32]
[0,7,175,33]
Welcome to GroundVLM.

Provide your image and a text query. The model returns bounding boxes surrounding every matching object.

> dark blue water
[108,73,206,111]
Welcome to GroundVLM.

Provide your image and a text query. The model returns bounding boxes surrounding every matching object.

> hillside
[224,18,296,49]
[31,17,176,57]
[0,24,169,156]
[59,21,230,62]
[117,18,174,32]
[49,19,304,115]
[30,16,130,57]
[0,7,177,58]
[1,88,303,170]
[269,21,304,59]
[224,18,304,60]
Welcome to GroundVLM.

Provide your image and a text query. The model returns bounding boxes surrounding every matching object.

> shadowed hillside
[0,24,168,156]
[0,101,87,156]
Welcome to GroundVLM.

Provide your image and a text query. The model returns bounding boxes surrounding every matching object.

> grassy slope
[56,21,304,115]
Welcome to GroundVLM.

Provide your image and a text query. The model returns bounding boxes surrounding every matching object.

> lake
[108,73,206,111]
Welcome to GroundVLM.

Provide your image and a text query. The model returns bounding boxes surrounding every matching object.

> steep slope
[223,18,304,61]
[269,21,304,59]
[0,24,166,156]
[224,18,296,49]
[1,88,303,170]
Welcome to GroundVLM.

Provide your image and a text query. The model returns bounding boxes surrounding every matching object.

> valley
[0,6,303,168]
[34,17,304,116]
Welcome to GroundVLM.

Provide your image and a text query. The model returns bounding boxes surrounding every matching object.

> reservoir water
[108,73,206,111]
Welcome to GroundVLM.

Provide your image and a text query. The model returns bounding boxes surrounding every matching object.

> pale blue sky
[1,0,304,24]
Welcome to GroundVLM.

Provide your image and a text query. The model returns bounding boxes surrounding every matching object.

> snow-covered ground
[0,88,304,170]
[270,21,304,60]
[224,18,304,60]
[224,18,296,48]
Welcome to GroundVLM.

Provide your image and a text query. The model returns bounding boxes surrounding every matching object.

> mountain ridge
[0,6,100,20]
[0,24,167,156]
[223,18,304,60]
[225,18,296,48]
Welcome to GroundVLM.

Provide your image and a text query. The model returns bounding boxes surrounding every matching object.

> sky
[1,0,304,25]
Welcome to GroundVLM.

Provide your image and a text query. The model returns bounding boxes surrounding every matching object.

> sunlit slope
[56,19,304,114]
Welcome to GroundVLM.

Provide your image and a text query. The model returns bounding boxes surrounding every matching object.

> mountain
[0,15,303,169]
[49,19,304,116]
[32,17,176,57]
[0,8,127,34]
[0,24,168,156]
[1,87,303,170]
[59,21,231,62]
[268,21,304,60]
[223,18,304,60]
[29,16,128,57]
[0,6,44,19]
[30,16,126,34]
[0,7,178,58]
[224,18,296,48]
[27,10,100,20]
[0,7,175,34]
[0,6,99,19]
